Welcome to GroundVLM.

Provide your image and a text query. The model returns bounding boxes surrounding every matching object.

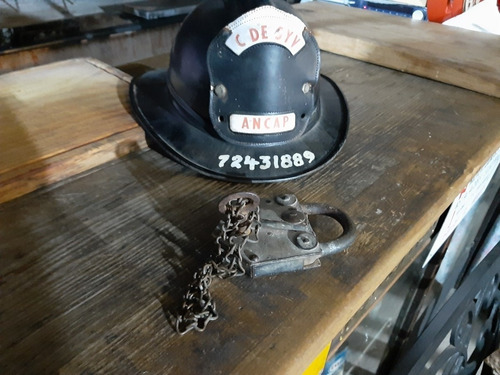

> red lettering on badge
[253,117,261,129]
[235,34,246,47]
[225,6,306,56]
[274,26,283,40]
[261,25,268,39]
[291,34,301,48]
[229,113,296,135]
[249,28,259,42]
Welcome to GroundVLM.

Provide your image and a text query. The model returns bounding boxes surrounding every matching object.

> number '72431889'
[218,151,316,171]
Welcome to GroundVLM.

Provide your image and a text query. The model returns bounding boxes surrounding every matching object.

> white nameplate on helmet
[225,6,306,56]
[230,113,296,134]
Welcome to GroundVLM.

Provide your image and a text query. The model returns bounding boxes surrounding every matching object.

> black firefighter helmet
[129,0,349,183]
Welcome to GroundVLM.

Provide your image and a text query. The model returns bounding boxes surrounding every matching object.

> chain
[175,195,260,335]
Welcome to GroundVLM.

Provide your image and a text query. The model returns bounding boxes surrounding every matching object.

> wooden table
[1,4,499,375]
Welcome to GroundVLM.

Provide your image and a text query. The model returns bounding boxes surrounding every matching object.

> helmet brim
[129,70,349,183]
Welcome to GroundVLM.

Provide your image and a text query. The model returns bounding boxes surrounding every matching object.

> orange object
[427,0,483,22]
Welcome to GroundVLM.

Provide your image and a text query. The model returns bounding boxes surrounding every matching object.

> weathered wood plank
[0,25,179,74]
[1,53,499,375]
[0,58,145,204]
[297,2,500,98]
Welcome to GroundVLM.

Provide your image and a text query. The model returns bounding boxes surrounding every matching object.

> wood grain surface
[0,58,146,204]
[297,2,500,98]
[0,25,179,74]
[1,51,499,374]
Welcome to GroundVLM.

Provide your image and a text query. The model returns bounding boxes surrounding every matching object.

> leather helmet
[130,0,349,182]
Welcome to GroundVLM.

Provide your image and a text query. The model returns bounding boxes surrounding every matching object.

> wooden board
[1,52,499,374]
[0,24,179,74]
[0,0,139,28]
[296,2,500,98]
[0,58,145,204]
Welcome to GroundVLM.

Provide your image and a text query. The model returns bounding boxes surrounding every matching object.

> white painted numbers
[218,151,315,171]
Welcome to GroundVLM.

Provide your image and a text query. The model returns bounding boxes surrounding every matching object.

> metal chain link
[175,195,260,335]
